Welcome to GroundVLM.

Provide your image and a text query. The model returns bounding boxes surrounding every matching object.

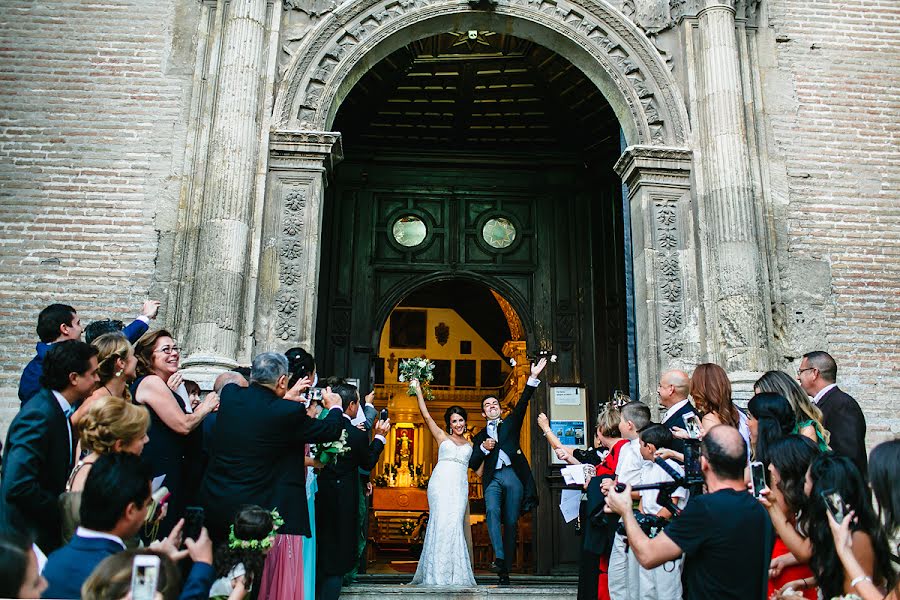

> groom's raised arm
[509,357,548,422]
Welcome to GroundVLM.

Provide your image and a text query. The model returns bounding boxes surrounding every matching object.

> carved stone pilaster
[695,0,770,371]
[256,130,343,352]
[615,146,698,405]
[182,0,269,381]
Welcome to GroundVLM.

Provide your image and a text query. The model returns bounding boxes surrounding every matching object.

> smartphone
[749,461,767,497]
[380,408,388,421]
[308,387,323,402]
[821,488,846,523]
[683,414,702,439]
[131,554,161,600]
[183,506,204,541]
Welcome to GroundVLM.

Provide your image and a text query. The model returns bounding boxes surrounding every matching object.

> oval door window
[392,215,427,247]
[482,217,516,249]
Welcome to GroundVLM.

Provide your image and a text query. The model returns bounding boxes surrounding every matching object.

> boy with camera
[636,424,689,600]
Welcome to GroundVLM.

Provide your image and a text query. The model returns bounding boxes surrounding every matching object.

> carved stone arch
[273,0,690,146]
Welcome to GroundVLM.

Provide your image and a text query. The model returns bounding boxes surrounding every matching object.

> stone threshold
[342,583,576,599]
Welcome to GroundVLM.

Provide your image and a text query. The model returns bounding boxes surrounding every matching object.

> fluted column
[696,0,768,371]
[184,0,268,373]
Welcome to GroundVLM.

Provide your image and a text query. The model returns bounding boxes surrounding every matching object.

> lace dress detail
[410,439,476,587]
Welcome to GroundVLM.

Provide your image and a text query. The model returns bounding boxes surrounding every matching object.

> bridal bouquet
[313,409,350,465]
[399,357,435,400]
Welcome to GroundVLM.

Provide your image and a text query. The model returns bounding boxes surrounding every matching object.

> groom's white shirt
[480,376,541,468]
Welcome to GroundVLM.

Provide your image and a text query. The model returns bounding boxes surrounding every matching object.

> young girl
[211,505,280,600]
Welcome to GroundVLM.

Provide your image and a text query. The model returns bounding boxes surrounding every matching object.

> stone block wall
[0,1,201,431]
[761,0,900,442]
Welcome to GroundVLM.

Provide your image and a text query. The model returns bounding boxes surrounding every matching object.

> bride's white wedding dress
[410,439,477,586]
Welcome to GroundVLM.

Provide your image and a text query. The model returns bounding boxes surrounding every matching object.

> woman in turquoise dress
[754,370,830,451]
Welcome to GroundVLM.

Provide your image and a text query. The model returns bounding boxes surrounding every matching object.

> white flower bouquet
[314,411,350,465]
[399,357,435,400]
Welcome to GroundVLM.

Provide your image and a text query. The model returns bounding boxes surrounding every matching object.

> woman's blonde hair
[90,333,133,401]
[78,396,150,454]
[755,370,829,444]
[596,403,622,439]
[81,549,179,600]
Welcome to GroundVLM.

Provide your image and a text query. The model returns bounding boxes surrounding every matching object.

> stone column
[183,0,268,376]
[615,147,699,408]
[695,0,769,372]
[255,131,343,353]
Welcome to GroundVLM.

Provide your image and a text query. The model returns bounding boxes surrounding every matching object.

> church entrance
[315,31,632,575]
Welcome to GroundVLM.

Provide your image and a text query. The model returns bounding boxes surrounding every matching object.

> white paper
[560,489,582,523]
[561,465,586,486]
[151,475,166,493]
[552,387,581,406]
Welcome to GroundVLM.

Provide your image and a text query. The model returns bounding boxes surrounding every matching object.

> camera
[618,511,669,538]
[613,439,704,518]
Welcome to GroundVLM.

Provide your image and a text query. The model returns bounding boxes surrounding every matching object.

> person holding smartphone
[763,453,893,598]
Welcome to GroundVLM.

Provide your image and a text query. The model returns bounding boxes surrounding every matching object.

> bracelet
[542,430,550,436]
[850,575,872,588]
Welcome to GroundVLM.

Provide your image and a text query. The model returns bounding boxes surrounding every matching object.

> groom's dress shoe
[490,559,506,573]
[498,573,511,586]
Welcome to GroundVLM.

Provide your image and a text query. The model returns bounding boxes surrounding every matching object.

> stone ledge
[341,584,576,599]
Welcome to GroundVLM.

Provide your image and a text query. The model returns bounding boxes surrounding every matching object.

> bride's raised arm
[411,379,448,443]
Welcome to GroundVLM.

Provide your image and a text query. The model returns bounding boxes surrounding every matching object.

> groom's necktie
[487,420,511,468]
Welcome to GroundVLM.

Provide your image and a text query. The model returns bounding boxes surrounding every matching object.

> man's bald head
[658,369,690,407]
[214,371,249,393]
[701,425,747,481]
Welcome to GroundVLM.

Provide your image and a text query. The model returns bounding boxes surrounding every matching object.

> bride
[408,379,477,587]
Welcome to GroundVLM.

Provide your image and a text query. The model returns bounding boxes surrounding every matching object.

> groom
[470,357,547,585]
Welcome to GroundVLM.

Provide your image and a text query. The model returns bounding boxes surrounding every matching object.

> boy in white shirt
[636,424,688,600]
[605,401,651,600]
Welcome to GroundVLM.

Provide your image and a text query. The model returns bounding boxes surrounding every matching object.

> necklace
[102,384,114,397]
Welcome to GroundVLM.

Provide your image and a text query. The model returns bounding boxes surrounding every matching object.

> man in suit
[798,351,867,474]
[469,357,547,585]
[0,340,99,553]
[43,453,216,599]
[18,300,159,405]
[658,369,694,454]
[316,382,389,600]
[200,352,346,545]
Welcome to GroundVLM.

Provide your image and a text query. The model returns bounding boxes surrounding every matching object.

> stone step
[341,583,576,599]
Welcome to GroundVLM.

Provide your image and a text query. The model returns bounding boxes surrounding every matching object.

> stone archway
[273,0,690,147]
[259,0,701,405]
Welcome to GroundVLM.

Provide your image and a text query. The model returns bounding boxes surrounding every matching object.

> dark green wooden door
[317,152,629,573]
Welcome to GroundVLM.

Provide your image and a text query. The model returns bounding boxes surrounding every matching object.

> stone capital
[614,145,693,193]
[269,130,344,171]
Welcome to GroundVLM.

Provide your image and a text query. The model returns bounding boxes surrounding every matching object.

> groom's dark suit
[199,382,345,542]
[316,416,385,600]
[469,379,540,573]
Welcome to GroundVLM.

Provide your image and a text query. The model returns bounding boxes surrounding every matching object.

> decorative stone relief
[283,0,338,15]
[274,0,690,147]
[655,202,684,356]
[274,186,309,340]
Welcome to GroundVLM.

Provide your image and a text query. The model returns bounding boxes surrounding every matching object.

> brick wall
[0,1,199,431]
[764,0,900,442]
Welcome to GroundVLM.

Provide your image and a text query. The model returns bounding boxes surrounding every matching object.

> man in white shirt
[604,401,651,600]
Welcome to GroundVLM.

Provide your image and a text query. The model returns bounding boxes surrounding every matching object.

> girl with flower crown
[210,505,281,600]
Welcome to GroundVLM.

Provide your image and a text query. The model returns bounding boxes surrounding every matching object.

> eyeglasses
[154,346,181,355]
[797,367,816,376]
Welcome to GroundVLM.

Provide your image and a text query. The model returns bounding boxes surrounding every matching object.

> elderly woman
[71,333,138,426]
[132,329,218,538]
[61,396,151,543]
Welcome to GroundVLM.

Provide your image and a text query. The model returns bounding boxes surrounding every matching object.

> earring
[115,369,124,378]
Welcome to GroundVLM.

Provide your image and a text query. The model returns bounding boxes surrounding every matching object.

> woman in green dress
[754,370,830,452]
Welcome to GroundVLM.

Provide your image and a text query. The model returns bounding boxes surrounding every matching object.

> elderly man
[658,369,694,453]
[798,350,867,474]
[605,426,774,600]
[200,352,345,545]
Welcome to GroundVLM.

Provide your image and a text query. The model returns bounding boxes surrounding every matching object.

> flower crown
[227,508,284,551]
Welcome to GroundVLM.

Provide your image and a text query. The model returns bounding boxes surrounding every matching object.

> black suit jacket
[817,386,867,475]
[662,400,697,455]
[468,383,539,515]
[199,382,344,540]
[316,418,385,576]
[0,388,74,552]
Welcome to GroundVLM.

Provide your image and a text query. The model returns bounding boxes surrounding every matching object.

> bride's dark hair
[444,405,467,432]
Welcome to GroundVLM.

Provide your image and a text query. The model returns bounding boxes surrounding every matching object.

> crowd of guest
[0,301,388,599]
[0,300,896,600]
[539,358,897,600]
